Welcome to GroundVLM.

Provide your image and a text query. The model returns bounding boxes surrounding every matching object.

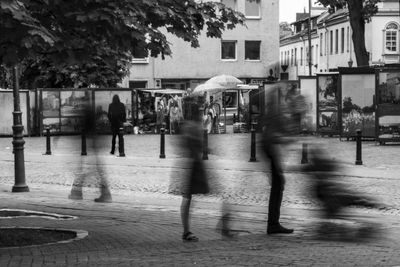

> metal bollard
[159,127,166,159]
[355,129,363,165]
[81,131,87,156]
[45,127,51,155]
[249,124,256,162]
[118,127,125,157]
[301,143,308,164]
[202,129,208,160]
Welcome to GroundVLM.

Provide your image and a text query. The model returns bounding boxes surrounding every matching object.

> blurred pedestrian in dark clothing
[169,95,209,242]
[108,94,126,155]
[69,99,112,203]
[261,83,303,234]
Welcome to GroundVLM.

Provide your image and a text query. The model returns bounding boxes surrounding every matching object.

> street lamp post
[12,66,29,192]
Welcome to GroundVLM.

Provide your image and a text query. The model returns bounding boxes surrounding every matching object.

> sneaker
[267,224,294,234]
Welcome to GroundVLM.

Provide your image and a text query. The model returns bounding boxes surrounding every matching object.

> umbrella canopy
[192,82,227,95]
[205,74,243,88]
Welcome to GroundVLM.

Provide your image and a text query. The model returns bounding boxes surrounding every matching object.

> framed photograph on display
[0,90,29,136]
[340,69,376,138]
[376,69,400,144]
[317,73,339,135]
[41,91,60,118]
[299,76,317,133]
[60,90,91,117]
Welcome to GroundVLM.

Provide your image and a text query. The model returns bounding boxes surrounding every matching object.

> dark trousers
[111,128,124,154]
[264,143,285,226]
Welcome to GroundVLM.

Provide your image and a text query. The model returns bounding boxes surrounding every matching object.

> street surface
[1,132,400,266]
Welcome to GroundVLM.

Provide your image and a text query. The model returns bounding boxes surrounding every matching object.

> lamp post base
[12,185,29,192]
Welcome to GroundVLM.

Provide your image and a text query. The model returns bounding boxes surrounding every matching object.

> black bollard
[355,129,363,165]
[202,129,208,160]
[159,127,166,159]
[301,143,308,164]
[45,127,51,155]
[118,127,125,157]
[81,131,87,156]
[249,123,256,162]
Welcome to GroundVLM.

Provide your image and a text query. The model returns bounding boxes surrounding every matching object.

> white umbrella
[192,82,226,95]
[205,74,243,88]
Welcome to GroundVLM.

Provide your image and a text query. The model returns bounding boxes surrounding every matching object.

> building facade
[121,0,279,90]
[280,0,400,80]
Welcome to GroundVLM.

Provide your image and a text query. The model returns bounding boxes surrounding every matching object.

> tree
[1,0,245,87]
[280,22,293,39]
[317,0,380,67]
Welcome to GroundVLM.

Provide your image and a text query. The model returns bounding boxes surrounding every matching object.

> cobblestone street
[1,133,400,266]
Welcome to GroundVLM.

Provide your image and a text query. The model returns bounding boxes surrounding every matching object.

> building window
[294,48,297,66]
[330,30,333,55]
[245,0,260,18]
[300,47,303,66]
[315,45,318,65]
[221,41,237,60]
[132,44,148,63]
[291,49,293,66]
[385,23,399,53]
[221,0,237,11]
[245,41,261,60]
[311,45,314,65]
[341,28,345,53]
[320,33,323,56]
[335,29,338,54]
[347,26,350,52]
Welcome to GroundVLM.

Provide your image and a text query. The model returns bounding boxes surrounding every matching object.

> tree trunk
[347,0,370,67]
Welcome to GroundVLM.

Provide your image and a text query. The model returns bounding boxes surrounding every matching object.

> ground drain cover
[0,227,88,248]
[0,209,77,220]
[0,209,86,248]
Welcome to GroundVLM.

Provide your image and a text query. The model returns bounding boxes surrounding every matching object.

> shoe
[110,151,115,155]
[68,190,83,200]
[182,231,199,242]
[94,195,112,203]
[267,224,294,234]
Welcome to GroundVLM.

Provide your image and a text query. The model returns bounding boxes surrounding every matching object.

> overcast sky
[280,0,321,23]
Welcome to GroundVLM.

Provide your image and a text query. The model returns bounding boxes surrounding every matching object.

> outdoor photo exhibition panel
[316,73,340,136]
[0,90,29,136]
[299,76,317,133]
[41,89,93,134]
[41,90,61,133]
[93,89,133,133]
[340,70,376,138]
[60,90,91,133]
[376,68,400,144]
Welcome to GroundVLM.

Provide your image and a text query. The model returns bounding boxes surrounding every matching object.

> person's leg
[110,130,117,154]
[181,194,198,241]
[118,130,124,155]
[266,144,293,234]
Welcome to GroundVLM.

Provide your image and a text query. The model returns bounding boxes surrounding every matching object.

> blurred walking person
[169,95,209,242]
[108,94,126,155]
[69,100,112,203]
[261,83,304,234]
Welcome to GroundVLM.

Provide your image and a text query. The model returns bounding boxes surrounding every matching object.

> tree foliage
[279,22,293,39]
[0,0,245,88]
[317,0,380,67]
